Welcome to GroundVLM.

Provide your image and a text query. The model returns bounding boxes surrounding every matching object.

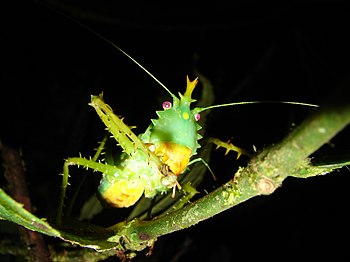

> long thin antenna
[196,101,319,113]
[41,2,320,111]
[41,1,174,97]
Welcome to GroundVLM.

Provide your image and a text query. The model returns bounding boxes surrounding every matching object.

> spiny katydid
[55,11,319,225]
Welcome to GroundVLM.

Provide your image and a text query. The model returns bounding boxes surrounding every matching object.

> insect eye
[195,113,200,121]
[162,101,172,110]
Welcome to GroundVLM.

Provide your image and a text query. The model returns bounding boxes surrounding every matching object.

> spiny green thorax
[146,76,202,155]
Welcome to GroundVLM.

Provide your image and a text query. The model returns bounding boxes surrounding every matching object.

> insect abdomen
[97,150,169,207]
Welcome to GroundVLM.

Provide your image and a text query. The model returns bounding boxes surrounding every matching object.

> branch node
[256,177,276,195]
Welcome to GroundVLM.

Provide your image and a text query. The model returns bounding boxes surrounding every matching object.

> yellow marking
[102,179,144,208]
[182,112,189,120]
[154,142,192,175]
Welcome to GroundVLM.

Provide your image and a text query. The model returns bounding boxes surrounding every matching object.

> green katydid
[55,11,319,225]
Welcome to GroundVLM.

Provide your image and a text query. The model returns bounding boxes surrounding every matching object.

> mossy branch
[116,79,350,251]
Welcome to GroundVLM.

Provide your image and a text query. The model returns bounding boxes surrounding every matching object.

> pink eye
[162,101,172,110]
[195,113,200,121]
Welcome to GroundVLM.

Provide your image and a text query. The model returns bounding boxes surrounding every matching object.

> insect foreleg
[56,156,122,225]
[209,138,253,158]
[187,157,217,181]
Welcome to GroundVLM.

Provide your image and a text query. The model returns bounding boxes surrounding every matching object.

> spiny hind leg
[209,138,253,159]
[90,94,163,168]
[56,151,121,225]
[62,137,109,221]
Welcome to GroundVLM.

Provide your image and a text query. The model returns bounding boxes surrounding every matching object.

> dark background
[1,0,350,261]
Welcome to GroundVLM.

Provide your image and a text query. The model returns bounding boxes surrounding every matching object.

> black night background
[1,1,350,261]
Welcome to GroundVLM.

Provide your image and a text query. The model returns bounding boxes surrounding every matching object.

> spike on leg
[209,138,253,158]
[56,152,122,225]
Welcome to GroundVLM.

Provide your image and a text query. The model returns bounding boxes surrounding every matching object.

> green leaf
[0,188,60,237]
[0,188,119,251]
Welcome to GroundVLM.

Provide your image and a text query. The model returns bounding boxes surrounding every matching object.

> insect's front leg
[209,137,253,159]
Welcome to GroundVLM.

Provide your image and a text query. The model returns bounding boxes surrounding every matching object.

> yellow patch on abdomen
[101,179,144,208]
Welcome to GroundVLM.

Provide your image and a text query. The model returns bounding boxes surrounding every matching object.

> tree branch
[116,77,350,251]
